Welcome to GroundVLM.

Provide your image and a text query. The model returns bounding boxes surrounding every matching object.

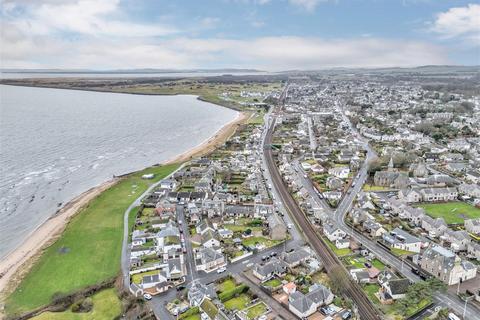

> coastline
[0,108,249,301]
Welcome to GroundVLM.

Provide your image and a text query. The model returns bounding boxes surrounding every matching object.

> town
[123,71,480,320]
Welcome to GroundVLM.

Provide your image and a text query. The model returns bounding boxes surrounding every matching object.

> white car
[216,267,226,273]
[143,293,152,300]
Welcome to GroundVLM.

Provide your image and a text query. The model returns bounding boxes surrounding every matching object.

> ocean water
[0,85,238,258]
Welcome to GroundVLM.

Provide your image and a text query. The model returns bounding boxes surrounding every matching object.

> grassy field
[114,81,282,111]
[263,278,282,287]
[7,163,180,316]
[217,278,237,293]
[224,294,251,311]
[246,302,268,319]
[417,202,480,224]
[30,288,121,320]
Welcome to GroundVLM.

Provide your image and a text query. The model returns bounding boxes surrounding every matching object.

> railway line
[263,87,381,319]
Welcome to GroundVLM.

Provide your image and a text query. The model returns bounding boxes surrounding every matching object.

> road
[120,164,186,290]
[263,117,381,319]
[292,101,480,320]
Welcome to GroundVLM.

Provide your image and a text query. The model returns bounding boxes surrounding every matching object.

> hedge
[219,284,249,302]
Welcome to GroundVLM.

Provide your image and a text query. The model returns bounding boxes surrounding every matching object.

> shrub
[219,284,249,302]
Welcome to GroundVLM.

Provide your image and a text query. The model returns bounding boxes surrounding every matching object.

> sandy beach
[0,110,249,301]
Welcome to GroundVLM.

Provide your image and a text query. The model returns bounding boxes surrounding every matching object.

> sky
[1,0,479,70]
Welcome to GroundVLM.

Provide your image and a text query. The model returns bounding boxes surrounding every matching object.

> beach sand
[0,110,250,302]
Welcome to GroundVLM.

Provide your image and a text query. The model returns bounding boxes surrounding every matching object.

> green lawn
[263,278,282,287]
[224,294,251,311]
[246,302,268,319]
[7,163,180,316]
[30,288,121,320]
[417,202,480,224]
[217,278,237,293]
[391,248,416,257]
[363,284,381,304]
[242,236,282,248]
[131,270,159,284]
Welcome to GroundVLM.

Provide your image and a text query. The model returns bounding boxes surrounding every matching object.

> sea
[0,84,238,258]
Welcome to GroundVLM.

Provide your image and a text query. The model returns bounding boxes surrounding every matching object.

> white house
[323,222,347,242]
[382,228,422,253]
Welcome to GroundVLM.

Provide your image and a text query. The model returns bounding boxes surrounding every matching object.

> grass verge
[7,163,180,316]
[30,288,121,320]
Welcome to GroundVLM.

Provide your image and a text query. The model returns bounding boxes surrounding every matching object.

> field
[6,163,180,316]
[30,288,121,320]
[417,202,480,224]
[246,302,268,319]
[224,294,251,311]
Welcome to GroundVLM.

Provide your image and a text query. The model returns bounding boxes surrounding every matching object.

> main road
[293,100,480,320]
[263,116,381,319]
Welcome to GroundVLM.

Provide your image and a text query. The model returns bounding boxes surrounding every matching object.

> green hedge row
[219,284,249,302]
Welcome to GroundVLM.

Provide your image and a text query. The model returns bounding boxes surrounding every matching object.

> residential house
[288,284,334,318]
[458,184,480,199]
[140,273,171,295]
[422,216,448,238]
[465,218,480,235]
[362,219,387,238]
[282,248,312,268]
[187,280,217,307]
[323,222,347,242]
[382,228,422,253]
[441,229,471,252]
[379,279,411,303]
[328,166,350,179]
[267,213,287,240]
[253,257,288,282]
[420,246,477,285]
[466,170,480,183]
[195,247,226,273]
[398,188,422,203]
[420,187,458,202]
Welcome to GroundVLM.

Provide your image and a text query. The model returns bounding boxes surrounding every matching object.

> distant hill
[0,68,263,74]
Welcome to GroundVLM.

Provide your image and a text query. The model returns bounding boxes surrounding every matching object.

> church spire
[388,155,394,171]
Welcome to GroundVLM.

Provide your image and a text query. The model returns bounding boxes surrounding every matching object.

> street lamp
[462,295,474,319]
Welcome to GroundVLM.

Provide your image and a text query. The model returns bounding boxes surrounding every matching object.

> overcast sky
[1,0,479,70]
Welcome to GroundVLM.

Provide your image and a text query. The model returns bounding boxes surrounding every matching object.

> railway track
[264,118,381,320]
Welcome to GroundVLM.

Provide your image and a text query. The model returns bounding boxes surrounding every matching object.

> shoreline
[0,83,242,112]
[0,106,249,301]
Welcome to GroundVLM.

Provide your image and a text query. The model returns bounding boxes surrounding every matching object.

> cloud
[288,0,328,12]
[0,31,449,70]
[430,3,480,43]
[199,17,221,29]
[0,0,450,70]
[2,0,177,38]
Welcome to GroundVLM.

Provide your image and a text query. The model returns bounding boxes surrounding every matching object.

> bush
[219,284,249,302]
[179,306,200,319]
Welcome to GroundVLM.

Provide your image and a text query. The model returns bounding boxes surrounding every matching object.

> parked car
[176,285,186,291]
[217,267,226,274]
[143,293,152,300]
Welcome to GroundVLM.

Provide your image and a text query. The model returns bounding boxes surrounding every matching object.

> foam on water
[0,85,238,258]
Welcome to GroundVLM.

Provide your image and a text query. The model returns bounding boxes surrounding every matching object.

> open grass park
[417,202,480,224]
[6,163,180,316]
[30,288,122,320]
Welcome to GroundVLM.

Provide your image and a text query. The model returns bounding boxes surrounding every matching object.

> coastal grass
[6,163,180,316]
[29,288,121,320]
[417,202,480,224]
